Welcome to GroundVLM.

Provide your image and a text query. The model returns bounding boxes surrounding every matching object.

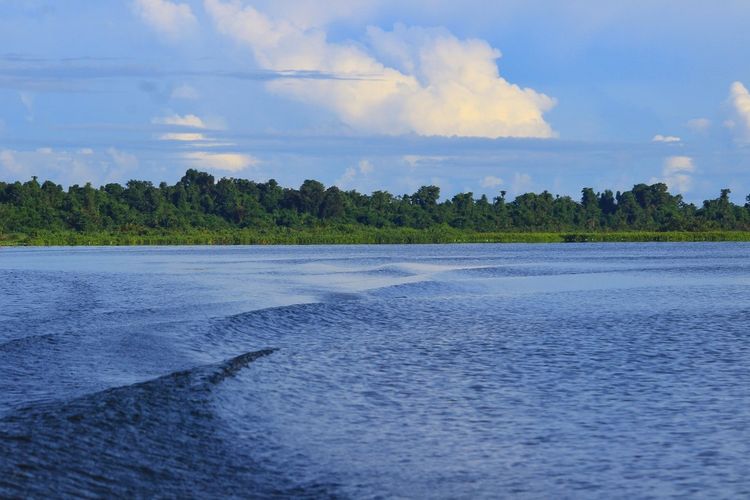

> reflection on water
[1,244,749,498]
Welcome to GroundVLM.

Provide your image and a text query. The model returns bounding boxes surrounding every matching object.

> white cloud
[652,134,681,143]
[729,81,750,141]
[402,155,449,168]
[0,150,27,177]
[357,159,374,175]
[654,155,695,193]
[686,118,711,132]
[153,113,207,128]
[203,1,556,139]
[159,132,208,142]
[171,84,200,100]
[4,145,252,183]
[663,156,695,174]
[336,159,373,188]
[511,172,533,194]
[480,175,504,189]
[247,0,375,30]
[403,156,420,168]
[183,151,259,172]
[107,148,139,171]
[133,0,197,40]
[19,92,34,121]
[0,148,141,185]
[336,167,358,188]
[153,114,233,144]
[19,92,33,110]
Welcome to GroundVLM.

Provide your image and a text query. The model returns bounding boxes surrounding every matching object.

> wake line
[106,347,279,394]
[0,348,280,498]
[207,349,276,385]
[0,348,278,421]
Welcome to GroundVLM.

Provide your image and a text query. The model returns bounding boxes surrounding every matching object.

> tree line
[2,169,750,234]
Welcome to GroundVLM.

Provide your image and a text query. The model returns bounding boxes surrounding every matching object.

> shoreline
[3,230,750,247]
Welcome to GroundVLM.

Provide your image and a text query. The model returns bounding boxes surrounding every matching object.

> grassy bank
[2,229,750,246]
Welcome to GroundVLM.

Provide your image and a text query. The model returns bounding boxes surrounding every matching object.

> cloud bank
[0,148,140,186]
[203,0,556,139]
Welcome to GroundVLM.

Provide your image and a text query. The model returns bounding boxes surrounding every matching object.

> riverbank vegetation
[2,170,750,245]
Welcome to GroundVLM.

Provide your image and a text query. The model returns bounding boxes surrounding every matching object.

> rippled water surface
[1,244,749,498]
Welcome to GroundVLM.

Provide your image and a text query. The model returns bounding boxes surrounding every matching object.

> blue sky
[1,0,750,202]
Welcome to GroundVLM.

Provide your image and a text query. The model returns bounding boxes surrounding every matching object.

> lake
[1,244,749,498]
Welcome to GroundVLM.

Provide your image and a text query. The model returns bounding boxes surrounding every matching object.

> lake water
[1,243,749,498]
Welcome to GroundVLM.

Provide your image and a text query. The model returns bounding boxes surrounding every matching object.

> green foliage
[1,170,749,245]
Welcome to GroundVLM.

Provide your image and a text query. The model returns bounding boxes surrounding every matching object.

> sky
[1,0,750,203]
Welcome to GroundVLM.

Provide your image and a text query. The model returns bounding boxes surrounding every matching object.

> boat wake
[0,348,337,498]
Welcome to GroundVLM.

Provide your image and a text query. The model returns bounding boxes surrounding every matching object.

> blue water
[1,244,749,498]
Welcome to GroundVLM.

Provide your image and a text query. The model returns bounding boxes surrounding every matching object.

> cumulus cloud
[729,81,750,141]
[203,1,556,138]
[183,151,259,172]
[133,0,197,39]
[664,156,695,174]
[480,175,504,189]
[655,155,695,193]
[652,134,680,143]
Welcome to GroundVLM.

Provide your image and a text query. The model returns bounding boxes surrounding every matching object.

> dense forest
[1,169,750,245]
